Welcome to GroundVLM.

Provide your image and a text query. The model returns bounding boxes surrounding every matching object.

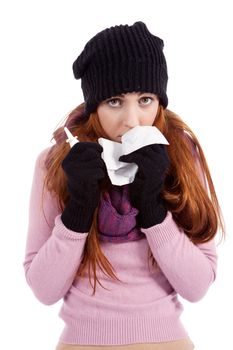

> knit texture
[119,144,170,228]
[98,185,145,243]
[61,142,106,232]
[23,147,218,345]
[72,21,168,117]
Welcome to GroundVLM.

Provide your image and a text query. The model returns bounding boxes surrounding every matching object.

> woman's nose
[123,106,140,128]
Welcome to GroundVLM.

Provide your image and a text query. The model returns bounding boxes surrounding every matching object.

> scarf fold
[98,185,145,243]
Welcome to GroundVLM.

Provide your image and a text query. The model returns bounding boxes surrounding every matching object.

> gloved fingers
[119,151,152,166]
[119,143,169,163]
[63,142,103,164]
[63,156,105,172]
[70,142,103,154]
[65,166,106,184]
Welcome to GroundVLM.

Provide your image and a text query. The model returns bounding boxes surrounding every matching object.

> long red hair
[43,103,225,295]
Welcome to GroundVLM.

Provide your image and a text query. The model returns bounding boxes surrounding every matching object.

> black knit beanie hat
[72,21,168,117]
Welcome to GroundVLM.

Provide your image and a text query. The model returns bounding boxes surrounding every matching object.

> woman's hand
[119,144,170,228]
[61,142,106,232]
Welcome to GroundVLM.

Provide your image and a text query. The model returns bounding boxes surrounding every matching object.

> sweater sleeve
[142,212,217,302]
[23,148,89,305]
[142,142,218,302]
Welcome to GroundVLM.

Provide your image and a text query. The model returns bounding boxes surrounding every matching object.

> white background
[0,1,232,349]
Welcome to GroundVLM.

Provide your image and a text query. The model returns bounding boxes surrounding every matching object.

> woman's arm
[23,148,88,305]
[142,211,217,302]
[142,142,217,302]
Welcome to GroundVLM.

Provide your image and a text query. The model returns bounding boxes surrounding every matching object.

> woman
[23,21,225,350]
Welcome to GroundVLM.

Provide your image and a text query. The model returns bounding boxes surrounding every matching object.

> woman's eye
[140,97,153,105]
[108,98,121,107]
[106,96,153,107]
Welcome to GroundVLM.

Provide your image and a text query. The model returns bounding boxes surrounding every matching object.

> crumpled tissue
[98,125,169,186]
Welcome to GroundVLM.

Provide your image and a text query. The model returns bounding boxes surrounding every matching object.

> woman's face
[97,92,159,142]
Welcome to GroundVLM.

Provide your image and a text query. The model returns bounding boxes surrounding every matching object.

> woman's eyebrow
[111,92,151,98]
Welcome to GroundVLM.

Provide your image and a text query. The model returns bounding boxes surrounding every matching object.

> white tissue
[98,126,169,186]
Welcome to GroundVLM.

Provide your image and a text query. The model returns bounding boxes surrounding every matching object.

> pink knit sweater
[23,148,218,345]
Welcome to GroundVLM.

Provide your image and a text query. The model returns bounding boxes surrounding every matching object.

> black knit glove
[119,144,170,228]
[61,142,106,232]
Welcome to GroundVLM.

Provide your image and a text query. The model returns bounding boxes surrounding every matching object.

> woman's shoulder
[34,145,55,170]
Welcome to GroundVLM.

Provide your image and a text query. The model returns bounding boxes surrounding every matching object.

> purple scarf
[98,185,145,243]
